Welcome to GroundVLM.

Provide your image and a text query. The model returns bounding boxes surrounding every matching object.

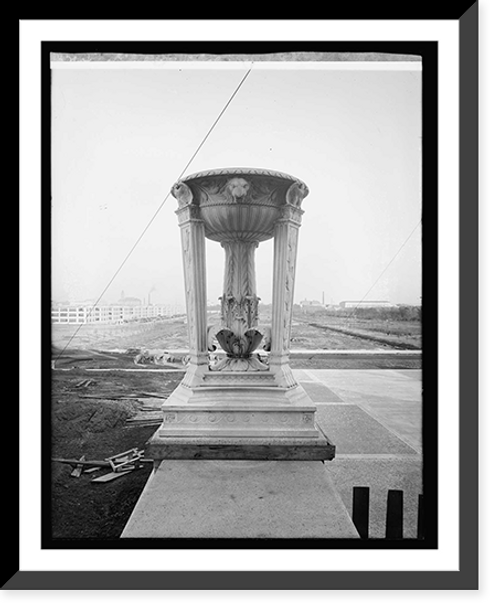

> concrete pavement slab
[315,403,418,455]
[121,460,359,539]
[301,369,422,453]
[325,456,423,539]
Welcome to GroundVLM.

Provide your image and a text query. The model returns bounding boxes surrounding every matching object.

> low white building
[339,300,397,309]
[51,303,184,324]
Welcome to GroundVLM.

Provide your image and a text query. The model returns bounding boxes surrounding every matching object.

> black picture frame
[11,4,479,590]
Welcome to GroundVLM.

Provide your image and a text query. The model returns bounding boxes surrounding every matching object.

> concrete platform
[121,369,422,539]
[121,460,359,539]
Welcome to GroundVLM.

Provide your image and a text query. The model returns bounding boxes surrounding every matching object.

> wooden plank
[76,395,126,400]
[53,458,111,467]
[105,448,139,461]
[54,457,152,466]
[140,392,167,399]
[70,455,86,478]
[124,419,163,427]
[83,466,102,474]
[116,464,144,473]
[91,471,132,483]
[111,456,142,472]
[145,443,336,462]
[78,393,164,400]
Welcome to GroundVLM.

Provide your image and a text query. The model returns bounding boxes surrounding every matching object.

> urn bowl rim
[177,166,308,190]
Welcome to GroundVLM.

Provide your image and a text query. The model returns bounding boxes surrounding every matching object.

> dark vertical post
[352,486,370,539]
[417,494,425,540]
[385,490,404,539]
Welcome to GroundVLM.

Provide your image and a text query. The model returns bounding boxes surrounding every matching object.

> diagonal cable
[54,65,253,364]
[345,219,421,322]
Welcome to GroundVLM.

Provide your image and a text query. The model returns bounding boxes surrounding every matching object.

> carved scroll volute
[285,181,309,208]
[172,181,201,225]
[171,181,194,207]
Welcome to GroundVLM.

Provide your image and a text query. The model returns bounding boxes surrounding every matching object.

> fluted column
[269,183,307,384]
[173,183,208,381]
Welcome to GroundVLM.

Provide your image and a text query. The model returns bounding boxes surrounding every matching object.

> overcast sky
[51,60,422,307]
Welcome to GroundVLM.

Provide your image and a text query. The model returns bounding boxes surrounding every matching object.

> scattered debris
[134,348,172,365]
[52,447,154,483]
[105,447,145,472]
[75,378,95,388]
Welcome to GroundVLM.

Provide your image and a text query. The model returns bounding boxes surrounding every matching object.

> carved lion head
[225,178,250,201]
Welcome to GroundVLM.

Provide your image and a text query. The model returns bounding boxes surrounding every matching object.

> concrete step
[121,459,359,539]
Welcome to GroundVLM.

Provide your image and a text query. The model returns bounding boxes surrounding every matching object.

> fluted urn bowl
[171,168,309,243]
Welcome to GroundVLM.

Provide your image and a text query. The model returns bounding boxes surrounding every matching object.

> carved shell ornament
[216,328,263,358]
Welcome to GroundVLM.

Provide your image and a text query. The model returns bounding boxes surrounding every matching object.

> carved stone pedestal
[147,168,333,460]
[123,168,348,539]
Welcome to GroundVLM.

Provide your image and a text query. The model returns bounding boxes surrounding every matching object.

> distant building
[51,302,184,324]
[117,296,142,306]
[300,299,325,313]
[339,300,397,309]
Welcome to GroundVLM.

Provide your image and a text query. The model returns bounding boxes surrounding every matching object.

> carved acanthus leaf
[215,327,263,357]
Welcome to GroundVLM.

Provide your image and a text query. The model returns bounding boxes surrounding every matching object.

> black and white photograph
[46,45,432,545]
[13,9,482,594]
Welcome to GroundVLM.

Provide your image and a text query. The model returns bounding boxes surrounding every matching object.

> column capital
[276,204,304,226]
[175,204,202,225]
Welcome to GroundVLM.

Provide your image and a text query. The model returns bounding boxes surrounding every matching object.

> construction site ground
[50,315,422,541]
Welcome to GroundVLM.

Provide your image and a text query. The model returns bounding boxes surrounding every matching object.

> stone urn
[171,168,309,373]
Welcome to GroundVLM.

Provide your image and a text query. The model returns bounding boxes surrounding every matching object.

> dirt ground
[52,312,422,355]
[51,369,184,540]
